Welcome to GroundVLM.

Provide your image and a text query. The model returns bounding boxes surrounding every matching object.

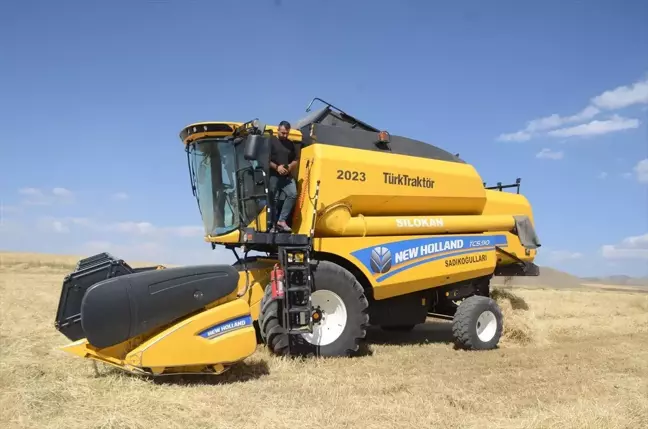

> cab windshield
[187,137,267,237]
[187,139,240,236]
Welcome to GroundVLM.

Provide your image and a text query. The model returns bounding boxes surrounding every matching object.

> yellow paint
[59,297,257,374]
[227,256,277,320]
[128,299,255,368]
[182,121,538,302]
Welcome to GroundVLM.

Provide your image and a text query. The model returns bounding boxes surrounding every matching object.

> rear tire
[258,260,369,357]
[452,295,503,350]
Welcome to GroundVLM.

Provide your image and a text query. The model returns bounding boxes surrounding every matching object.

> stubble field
[1,251,647,429]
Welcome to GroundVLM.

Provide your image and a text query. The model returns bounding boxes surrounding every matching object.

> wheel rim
[476,310,498,343]
[301,290,347,346]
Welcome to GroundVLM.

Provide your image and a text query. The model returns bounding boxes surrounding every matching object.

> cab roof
[179,121,303,145]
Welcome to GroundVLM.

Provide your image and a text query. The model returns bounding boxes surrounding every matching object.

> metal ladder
[278,177,321,336]
[278,246,314,334]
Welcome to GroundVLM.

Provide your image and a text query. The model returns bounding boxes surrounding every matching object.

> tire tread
[452,295,503,350]
[258,260,369,357]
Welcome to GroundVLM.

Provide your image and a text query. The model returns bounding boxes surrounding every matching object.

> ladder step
[287,306,311,313]
[287,286,311,292]
[289,327,313,334]
[285,265,309,271]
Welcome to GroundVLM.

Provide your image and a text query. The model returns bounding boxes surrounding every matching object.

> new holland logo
[370,246,392,273]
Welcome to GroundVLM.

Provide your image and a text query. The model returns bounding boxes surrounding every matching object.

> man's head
[277,120,291,140]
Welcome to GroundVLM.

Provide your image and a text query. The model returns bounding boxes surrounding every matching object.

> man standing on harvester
[269,120,298,232]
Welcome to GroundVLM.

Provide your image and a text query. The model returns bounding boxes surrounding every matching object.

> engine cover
[80,264,240,349]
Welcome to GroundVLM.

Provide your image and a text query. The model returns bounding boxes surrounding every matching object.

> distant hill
[492,265,586,288]
[581,275,648,287]
[491,264,648,290]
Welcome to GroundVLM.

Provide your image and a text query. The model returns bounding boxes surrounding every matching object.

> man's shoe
[276,221,292,232]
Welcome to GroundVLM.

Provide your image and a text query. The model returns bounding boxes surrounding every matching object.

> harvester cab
[54,98,541,377]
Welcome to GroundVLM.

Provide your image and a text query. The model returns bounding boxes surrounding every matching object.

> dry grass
[1,252,648,429]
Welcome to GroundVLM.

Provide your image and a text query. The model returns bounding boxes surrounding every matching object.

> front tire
[452,295,503,350]
[258,260,369,357]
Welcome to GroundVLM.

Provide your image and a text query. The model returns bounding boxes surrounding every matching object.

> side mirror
[244,135,264,161]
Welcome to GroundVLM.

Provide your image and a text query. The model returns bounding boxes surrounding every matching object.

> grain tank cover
[294,98,465,164]
[294,100,380,132]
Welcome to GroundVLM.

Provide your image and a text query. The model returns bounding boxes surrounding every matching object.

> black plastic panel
[245,230,310,246]
[310,123,465,163]
[54,253,139,342]
[81,264,240,349]
[367,290,431,326]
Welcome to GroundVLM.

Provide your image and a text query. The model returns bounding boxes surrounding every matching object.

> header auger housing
[54,98,541,377]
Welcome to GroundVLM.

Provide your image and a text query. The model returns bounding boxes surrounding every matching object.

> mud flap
[513,215,541,249]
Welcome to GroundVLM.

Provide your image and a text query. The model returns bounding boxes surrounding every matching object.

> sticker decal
[395,218,444,228]
[351,234,507,283]
[198,315,252,339]
[370,246,392,273]
[383,172,435,189]
[336,169,366,181]
[444,254,488,267]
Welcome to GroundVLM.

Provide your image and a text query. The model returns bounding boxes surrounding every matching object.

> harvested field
[1,252,647,429]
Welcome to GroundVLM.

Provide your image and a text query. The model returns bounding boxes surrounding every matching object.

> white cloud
[601,233,648,260]
[19,187,42,197]
[82,240,172,264]
[37,216,205,238]
[1,186,226,268]
[36,217,78,234]
[547,250,583,262]
[536,148,564,160]
[598,172,608,179]
[17,187,75,206]
[497,131,532,142]
[1,205,22,215]
[106,221,203,237]
[632,158,648,184]
[591,77,648,110]
[50,220,69,233]
[496,75,647,142]
[546,115,640,138]
[111,192,129,201]
[80,239,236,267]
[168,225,205,237]
[52,187,74,198]
[110,221,157,235]
[526,106,601,133]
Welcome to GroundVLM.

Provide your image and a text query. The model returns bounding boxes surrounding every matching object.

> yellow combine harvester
[54,98,541,376]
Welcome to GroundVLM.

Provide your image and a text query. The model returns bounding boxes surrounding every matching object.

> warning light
[378,130,390,143]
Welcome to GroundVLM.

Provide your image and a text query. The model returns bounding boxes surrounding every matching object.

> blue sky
[1,0,647,277]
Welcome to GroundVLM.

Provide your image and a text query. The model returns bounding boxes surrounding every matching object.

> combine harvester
[54,99,541,376]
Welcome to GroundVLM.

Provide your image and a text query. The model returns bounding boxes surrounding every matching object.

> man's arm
[268,140,281,172]
[287,144,298,174]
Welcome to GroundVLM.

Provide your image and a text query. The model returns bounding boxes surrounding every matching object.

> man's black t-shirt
[269,137,296,176]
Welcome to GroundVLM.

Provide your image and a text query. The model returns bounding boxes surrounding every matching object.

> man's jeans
[269,174,297,223]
